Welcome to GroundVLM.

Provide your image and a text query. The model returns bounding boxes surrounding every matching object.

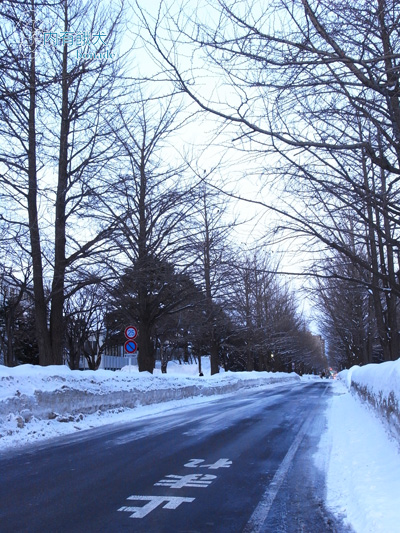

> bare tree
[101,96,195,373]
[228,250,327,373]
[313,223,388,368]
[64,284,110,370]
[315,272,374,370]
[228,251,276,371]
[0,0,129,365]
[139,0,400,361]
[105,258,204,372]
[0,266,31,367]
[184,177,235,374]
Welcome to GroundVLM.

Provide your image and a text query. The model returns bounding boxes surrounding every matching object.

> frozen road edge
[243,386,328,532]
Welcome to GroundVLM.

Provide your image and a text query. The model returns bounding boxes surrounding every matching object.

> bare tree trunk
[137,322,154,373]
[244,273,254,372]
[27,4,52,365]
[50,3,70,365]
[202,188,220,375]
[136,145,156,373]
[4,306,17,367]
[380,165,399,360]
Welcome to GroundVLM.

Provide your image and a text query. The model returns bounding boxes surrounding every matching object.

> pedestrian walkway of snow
[315,379,400,533]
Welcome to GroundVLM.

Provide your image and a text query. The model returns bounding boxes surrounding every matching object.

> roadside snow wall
[341,360,400,442]
[0,365,301,426]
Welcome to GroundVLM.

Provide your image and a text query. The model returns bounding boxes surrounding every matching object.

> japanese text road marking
[118,496,195,519]
[118,458,233,519]
[155,474,216,489]
[184,458,232,469]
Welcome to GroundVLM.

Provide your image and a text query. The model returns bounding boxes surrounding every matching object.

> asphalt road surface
[0,381,353,532]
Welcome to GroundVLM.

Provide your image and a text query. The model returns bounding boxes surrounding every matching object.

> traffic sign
[124,326,138,339]
[124,340,138,354]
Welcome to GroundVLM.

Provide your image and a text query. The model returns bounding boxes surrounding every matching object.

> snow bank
[339,360,400,442]
[0,361,300,450]
[316,381,400,533]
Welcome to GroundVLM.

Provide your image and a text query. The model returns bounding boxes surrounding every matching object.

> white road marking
[184,458,232,469]
[201,458,232,470]
[243,414,314,532]
[184,459,204,468]
[118,495,195,518]
[155,474,217,488]
[243,389,328,532]
[118,457,231,519]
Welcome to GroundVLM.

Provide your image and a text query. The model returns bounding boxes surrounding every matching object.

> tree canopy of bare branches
[0,0,131,365]
[140,0,400,361]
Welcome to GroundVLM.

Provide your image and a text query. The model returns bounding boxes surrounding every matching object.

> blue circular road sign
[124,340,138,354]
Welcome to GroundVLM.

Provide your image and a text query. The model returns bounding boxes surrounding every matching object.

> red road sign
[124,326,138,339]
[124,340,138,354]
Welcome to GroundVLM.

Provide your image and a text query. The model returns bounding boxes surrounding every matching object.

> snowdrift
[0,362,300,449]
[340,360,400,442]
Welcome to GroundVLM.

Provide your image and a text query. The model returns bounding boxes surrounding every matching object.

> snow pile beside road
[0,361,300,451]
[317,381,400,533]
[339,360,400,441]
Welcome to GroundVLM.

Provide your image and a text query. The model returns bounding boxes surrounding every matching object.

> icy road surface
[0,381,351,532]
